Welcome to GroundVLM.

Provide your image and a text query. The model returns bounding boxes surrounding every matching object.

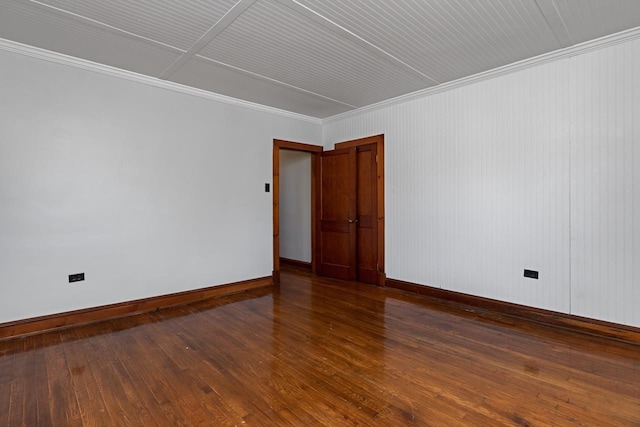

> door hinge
[375,154,378,163]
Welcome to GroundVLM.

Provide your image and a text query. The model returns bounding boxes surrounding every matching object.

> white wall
[279,150,312,262]
[0,48,321,324]
[324,37,640,327]
[570,40,640,326]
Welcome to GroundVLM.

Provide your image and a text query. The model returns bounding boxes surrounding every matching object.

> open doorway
[279,150,313,268]
[272,140,322,284]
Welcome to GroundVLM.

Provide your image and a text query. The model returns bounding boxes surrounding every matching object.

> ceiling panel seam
[25,0,185,53]
[534,0,573,47]
[194,55,358,109]
[274,0,440,86]
[159,0,257,80]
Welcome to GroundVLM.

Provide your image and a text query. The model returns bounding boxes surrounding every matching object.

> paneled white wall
[324,37,640,327]
[0,49,321,324]
[570,39,640,326]
[279,150,312,262]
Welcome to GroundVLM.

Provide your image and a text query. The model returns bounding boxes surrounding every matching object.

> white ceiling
[1,0,640,118]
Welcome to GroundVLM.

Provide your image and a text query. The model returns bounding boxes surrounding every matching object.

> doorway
[280,150,313,267]
[272,140,322,284]
[272,135,385,286]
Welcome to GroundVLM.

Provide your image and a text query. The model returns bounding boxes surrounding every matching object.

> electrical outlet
[265,183,270,192]
[69,273,85,283]
[524,269,539,279]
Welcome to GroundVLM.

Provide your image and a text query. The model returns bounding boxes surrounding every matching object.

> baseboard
[280,257,312,270]
[0,276,273,341]
[386,278,640,346]
[378,271,387,287]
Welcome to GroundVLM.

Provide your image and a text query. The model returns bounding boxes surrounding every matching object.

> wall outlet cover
[69,273,85,283]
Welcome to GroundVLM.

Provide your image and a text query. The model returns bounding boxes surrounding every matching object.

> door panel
[317,148,356,280]
[356,144,378,284]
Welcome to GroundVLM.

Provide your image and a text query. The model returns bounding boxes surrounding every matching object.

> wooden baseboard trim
[280,257,312,270]
[386,278,640,345]
[378,272,387,287]
[0,276,273,341]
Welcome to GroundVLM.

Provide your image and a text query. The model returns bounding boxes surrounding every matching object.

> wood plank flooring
[1,266,639,426]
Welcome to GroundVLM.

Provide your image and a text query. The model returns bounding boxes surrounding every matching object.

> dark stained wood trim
[273,139,322,283]
[378,271,387,288]
[310,153,318,275]
[376,138,384,285]
[0,276,273,341]
[335,135,385,286]
[313,152,322,275]
[274,139,323,152]
[280,257,312,270]
[273,142,281,283]
[386,278,640,345]
[334,134,382,150]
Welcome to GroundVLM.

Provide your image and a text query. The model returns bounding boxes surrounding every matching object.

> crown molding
[0,38,323,125]
[323,25,640,124]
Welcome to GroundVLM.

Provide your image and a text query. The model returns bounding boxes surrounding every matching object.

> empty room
[1,0,639,425]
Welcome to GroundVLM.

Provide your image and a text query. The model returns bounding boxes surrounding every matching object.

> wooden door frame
[272,140,323,284]
[333,135,386,286]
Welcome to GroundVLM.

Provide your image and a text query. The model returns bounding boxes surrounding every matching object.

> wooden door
[356,144,378,284]
[317,144,379,284]
[317,148,357,280]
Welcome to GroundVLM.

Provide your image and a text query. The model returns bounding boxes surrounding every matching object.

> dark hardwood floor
[1,266,639,426]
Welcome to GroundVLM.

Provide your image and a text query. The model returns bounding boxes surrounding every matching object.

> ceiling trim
[275,0,440,86]
[159,0,257,80]
[324,25,640,124]
[0,38,323,125]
